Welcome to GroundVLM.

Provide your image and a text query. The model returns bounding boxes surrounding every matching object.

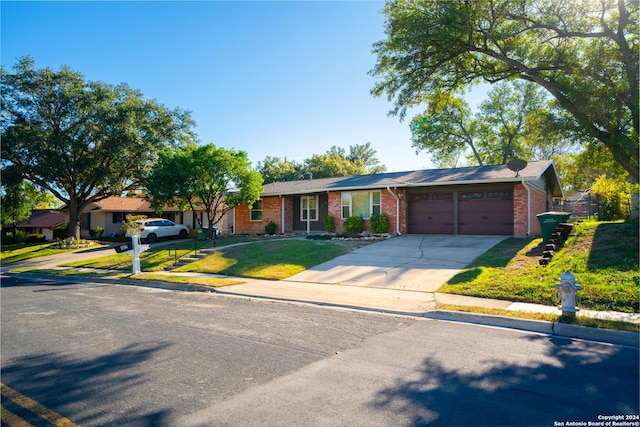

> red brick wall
[327,192,343,231]
[327,189,405,234]
[235,197,282,234]
[514,183,549,236]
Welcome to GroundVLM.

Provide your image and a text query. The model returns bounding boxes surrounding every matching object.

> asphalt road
[1,274,638,427]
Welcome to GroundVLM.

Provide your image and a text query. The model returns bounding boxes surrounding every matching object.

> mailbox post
[114,236,149,274]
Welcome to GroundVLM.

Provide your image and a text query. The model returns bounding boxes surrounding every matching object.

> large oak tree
[371,0,638,182]
[1,58,196,238]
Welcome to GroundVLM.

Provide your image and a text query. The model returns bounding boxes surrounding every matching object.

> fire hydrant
[555,271,583,317]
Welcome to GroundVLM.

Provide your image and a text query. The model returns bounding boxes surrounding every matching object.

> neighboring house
[72,197,234,238]
[235,160,563,237]
[12,209,66,241]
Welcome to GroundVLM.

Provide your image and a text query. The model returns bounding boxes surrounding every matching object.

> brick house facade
[234,161,562,237]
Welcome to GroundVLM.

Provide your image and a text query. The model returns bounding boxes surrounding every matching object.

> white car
[126,218,189,243]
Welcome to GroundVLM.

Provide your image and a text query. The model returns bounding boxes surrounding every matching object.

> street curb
[424,310,639,348]
[6,271,639,348]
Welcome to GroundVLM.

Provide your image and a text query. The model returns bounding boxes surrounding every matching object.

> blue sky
[2,1,488,173]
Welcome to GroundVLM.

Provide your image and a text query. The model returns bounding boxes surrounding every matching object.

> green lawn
[174,239,350,280]
[1,242,97,264]
[60,238,245,271]
[437,220,639,313]
[60,238,350,280]
[8,221,638,315]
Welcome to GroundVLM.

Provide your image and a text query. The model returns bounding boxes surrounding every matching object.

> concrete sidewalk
[4,235,638,347]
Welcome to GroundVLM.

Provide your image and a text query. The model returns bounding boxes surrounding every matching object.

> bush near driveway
[437,220,639,313]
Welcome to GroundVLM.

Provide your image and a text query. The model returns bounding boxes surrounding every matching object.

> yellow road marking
[0,383,80,427]
[1,406,34,427]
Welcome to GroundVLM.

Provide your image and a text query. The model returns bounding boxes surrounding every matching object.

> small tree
[121,214,148,237]
[592,175,635,221]
[146,143,263,230]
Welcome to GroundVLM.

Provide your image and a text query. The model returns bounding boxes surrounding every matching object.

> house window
[250,200,263,221]
[113,212,124,223]
[432,193,453,200]
[341,191,382,219]
[487,191,512,199]
[461,192,483,199]
[301,196,318,221]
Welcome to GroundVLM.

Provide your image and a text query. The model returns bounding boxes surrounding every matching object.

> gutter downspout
[521,180,531,236]
[281,196,285,234]
[387,186,401,235]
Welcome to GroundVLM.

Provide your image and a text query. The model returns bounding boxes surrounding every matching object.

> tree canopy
[411,81,576,167]
[1,57,196,238]
[145,143,263,230]
[0,169,45,232]
[371,0,638,182]
[256,142,387,183]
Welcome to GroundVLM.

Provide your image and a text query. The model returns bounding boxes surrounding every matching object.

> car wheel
[178,229,187,239]
[147,233,157,243]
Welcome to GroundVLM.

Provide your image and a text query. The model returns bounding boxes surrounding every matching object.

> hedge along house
[234,160,563,237]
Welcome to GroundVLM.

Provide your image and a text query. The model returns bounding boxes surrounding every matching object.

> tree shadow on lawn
[588,220,639,271]
[370,334,639,426]
[446,238,535,285]
[1,342,174,426]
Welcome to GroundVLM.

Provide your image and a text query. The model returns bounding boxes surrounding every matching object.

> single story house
[75,197,233,238]
[10,209,66,240]
[234,160,563,237]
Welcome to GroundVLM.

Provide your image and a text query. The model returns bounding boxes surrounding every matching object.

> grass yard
[437,220,639,313]
[1,242,98,264]
[129,273,244,287]
[59,238,351,280]
[60,238,245,271]
[175,239,350,280]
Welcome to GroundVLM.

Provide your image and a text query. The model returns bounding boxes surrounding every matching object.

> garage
[458,189,514,235]
[408,192,454,234]
[408,187,514,235]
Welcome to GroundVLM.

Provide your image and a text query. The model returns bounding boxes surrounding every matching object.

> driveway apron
[285,235,507,292]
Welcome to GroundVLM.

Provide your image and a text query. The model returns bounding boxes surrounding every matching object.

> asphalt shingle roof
[15,210,66,228]
[261,160,562,196]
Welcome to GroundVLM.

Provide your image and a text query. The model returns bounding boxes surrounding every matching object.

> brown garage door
[408,192,454,234]
[458,190,514,235]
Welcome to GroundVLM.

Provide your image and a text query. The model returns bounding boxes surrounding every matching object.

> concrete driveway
[285,235,507,292]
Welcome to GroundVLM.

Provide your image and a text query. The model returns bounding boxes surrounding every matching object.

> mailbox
[114,242,134,253]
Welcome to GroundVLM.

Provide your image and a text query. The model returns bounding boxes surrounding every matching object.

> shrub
[265,221,278,235]
[343,216,365,235]
[53,227,67,240]
[25,234,46,243]
[370,213,390,233]
[592,175,636,220]
[94,226,104,238]
[2,231,30,245]
[324,215,336,233]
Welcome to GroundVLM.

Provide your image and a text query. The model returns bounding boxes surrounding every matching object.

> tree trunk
[66,198,82,240]
[607,134,639,184]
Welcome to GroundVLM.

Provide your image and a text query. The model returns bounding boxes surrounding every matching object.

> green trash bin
[197,228,206,240]
[537,212,569,242]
